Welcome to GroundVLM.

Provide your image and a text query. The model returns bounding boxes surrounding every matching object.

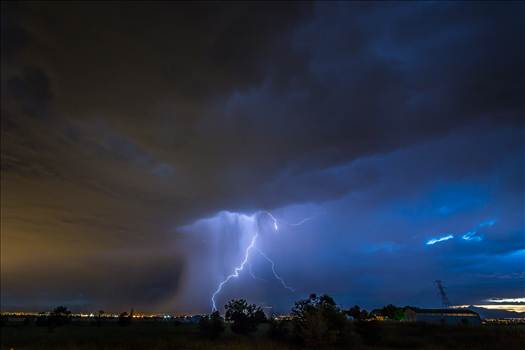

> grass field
[1,321,524,349]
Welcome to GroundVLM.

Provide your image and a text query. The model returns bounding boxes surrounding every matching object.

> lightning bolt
[210,210,313,312]
[264,211,279,231]
[211,231,258,312]
[248,263,267,282]
[289,217,314,226]
[256,248,295,292]
[264,210,315,230]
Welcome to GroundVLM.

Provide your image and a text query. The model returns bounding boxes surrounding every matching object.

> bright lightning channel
[264,211,315,230]
[289,217,314,226]
[248,263,267,282]
[211,211,311,312]
[211,231,258,312]
[264,211,279,231]
[256,248,295,292]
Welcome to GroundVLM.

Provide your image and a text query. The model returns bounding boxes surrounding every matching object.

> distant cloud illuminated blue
[462,231,483,242]
[461,218,496,242]
[438,206,453,215]
[426,234,454,245]
[478,219,497,228]
[430,183,490,217]
[427,218,496,245]
[364,242,401,253]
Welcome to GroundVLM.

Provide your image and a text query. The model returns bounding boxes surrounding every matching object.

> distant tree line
[32,306,72,330]
[2,296,413,347]
[196,296,413,347]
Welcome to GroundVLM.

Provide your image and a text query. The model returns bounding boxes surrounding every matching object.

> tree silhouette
[52,306,71,316]
[373,304,404,321]
[224,299,265,334]
[118,309,133,326]
[49,306,72,327]
[254,308,267,324]
[291,293,347,347]
[346,305,369,320]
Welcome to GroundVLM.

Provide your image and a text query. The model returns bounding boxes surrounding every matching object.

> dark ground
[1,320,524,350]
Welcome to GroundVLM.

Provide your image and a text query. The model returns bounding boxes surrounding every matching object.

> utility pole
[435,280,451,324]
[435,280,451,308]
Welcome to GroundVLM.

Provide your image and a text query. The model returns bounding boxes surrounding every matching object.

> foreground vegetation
[2,295,524,349]
[2,318,524,350]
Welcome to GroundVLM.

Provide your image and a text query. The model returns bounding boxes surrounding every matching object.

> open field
[2,321,524,350]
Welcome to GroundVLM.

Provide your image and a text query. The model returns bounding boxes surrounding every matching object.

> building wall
[415,314,481,325]
[404,309,481,325]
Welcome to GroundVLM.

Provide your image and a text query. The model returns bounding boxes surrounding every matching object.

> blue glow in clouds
[478,219,497,228]
[426,234,454,245]
[462,231,483,242]
[211,229,259,311]
[210,211,306,312]
[264,211,279,231]
[460,219,496,241]
[426,218,496,245]
[256,248,295,292]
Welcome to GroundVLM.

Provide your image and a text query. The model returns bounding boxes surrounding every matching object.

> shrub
[346,305,369,320]
[49,306,72,327]
[372,304,405,320]
[225,299,266,335]
[291,293,348,348]
[118,311,132,326]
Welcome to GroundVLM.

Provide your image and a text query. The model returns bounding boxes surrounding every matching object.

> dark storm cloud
[2,251,184,311]
[4,1,522,211]
[1,1,523,312]
[5,67,52,118]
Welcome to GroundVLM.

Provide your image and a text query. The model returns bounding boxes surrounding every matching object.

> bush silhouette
[118,309,133,326]
[224,299,265,334]
[373,304,405,320]
[49,306,72,327]
[291,293,348,347]
[346,305,369,320]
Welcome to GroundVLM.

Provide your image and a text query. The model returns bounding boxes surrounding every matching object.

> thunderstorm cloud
[1,2,523,313]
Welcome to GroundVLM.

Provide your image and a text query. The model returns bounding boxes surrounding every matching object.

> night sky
[1,2,524,314]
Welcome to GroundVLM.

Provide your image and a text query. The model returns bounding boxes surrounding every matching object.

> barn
[404,308,481,325]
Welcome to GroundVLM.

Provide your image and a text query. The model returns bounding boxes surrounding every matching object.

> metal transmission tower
[435,280,451,308]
